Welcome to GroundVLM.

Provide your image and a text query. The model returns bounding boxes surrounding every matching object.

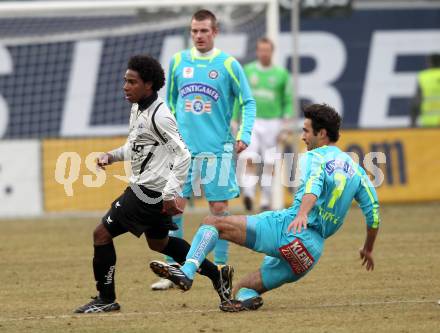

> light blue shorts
[182,155,240,201]
[245,210,324,291]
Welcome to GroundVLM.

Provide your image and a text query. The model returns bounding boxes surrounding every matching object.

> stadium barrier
[0,140,42,216]
[337,128,440,203]
[0,129,439,216]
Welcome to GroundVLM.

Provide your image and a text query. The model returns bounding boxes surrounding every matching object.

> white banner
[0,140,42,217]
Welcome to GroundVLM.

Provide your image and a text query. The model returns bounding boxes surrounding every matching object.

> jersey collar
[256,61,273,71]
[190,47,221,62]
[137,92,158,112]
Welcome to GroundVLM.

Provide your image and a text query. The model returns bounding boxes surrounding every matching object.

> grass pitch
[0,204,439,333]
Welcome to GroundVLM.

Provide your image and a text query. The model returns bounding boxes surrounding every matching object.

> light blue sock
[181,225,219,280]
[236,288,260,301]
[165,214,183,264]
[214,212,230,265]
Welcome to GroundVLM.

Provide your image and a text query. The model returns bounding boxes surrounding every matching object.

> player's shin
[214,212,230,265]
[181,225,219,279]
[164,214,184,264]
[93,242,117,301]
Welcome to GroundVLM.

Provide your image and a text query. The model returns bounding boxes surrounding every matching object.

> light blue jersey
[167,47,256,156]
[289,145,380,239]
[243,145,380,290]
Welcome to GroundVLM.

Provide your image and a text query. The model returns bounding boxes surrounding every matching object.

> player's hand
[162,196,184,216]
[235,140,248,154]
[359,248,374,271]
[96,153,113,170]
[287,213,308,234]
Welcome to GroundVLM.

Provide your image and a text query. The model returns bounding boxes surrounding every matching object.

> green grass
[1,204,439,333]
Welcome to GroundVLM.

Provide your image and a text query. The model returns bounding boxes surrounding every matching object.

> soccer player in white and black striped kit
[75,55,233,314]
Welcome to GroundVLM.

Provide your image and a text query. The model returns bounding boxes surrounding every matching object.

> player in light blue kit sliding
[150,103,380,311]
[150,9,256,291]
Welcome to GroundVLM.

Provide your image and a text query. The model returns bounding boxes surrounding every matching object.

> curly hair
[127,55,165,92]
[303,104,342,142]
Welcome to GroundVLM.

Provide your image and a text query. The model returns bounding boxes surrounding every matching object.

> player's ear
[144,81,153,91]
[318,128,327,139]
[212,24,219,37]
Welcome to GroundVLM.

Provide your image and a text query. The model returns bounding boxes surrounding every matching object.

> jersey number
[327,173,347,209]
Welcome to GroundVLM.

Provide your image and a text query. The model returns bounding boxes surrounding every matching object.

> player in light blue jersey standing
[150,9,256,290]
[150,103,380,311]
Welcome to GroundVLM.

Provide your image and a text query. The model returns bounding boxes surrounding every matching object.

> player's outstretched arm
[287,193,317,234]
[359,226,378,271]
[354,166,380,271]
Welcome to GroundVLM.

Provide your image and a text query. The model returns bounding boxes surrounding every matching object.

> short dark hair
[303,104,341,142]
[192,9,218,29]
[257,37,274,50]
[127,55,165,92]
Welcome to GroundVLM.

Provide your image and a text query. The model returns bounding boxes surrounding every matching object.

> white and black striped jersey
[109,95,191,201]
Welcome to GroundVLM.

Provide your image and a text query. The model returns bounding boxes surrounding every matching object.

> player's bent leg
[147,227,233,301]
[150,260,234,302]
[150,217,183,290]
[203,214,248,246]
[164,214,184,259]
[151,193,188,290]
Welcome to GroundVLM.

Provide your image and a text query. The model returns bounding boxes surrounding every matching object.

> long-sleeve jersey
[244,61,293,119]
[287,145,380,239]
[167,47,256,156]
[109,96,191,201]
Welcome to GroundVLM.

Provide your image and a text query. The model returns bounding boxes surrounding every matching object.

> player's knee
[202,215,219,227]
[93,224,112,245]
[209,201,227,215]
[202,216,216,225]
[147,238,167,252]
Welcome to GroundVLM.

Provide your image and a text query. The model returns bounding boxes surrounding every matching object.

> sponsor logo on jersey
[318,206,340,225]
[279,239,314,275]
[325,159,355,177]
[180,83,220,101]
[184,96,211,115]
[183,67,194,78]
[250,74,259,86]
[208,70,219,79]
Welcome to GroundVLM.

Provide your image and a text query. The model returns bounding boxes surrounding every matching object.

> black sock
[161,236,219,283]
[93,242,116,302]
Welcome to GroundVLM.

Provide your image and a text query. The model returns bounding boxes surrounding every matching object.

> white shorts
[241,118,282,165]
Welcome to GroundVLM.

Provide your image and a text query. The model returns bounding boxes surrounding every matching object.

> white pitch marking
[0,299,436,322]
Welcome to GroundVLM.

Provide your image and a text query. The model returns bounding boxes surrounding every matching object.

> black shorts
[102,185,178,239]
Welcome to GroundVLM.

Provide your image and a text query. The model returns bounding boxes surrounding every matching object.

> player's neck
[137,91,158,111]
[257,61,273,71]
[193,47,217,57]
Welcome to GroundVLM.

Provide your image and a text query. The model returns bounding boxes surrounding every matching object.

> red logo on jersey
[279,239,314,275]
